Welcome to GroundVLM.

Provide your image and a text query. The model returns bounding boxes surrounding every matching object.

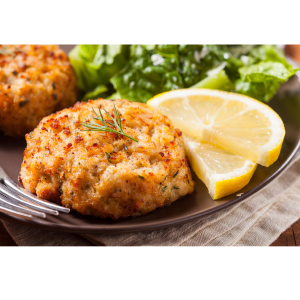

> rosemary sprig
[81,103,139,143]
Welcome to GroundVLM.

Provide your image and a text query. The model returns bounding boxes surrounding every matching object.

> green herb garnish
[138,175,145,180]
[162,186,167,192]
[172,186,180,190]
[105,152,111,160]
[173,170,179,178]
[81,103,138,142]
[19,99,29,108]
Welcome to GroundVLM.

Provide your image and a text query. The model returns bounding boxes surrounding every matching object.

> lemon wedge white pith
[147,88,285,167]
[183,136,257,199]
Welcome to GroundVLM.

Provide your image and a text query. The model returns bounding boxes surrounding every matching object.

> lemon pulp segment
[183,136,257,199]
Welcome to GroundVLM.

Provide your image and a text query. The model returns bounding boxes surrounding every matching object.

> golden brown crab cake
[19,99,194,219]
[0,45,77,137]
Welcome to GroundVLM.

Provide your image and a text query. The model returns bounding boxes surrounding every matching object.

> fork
[0,166,70,219]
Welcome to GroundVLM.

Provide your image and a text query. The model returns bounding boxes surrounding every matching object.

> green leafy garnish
[69,45,130,98]
[111,45,184,103]
[81,103,138,142]
[191,69,233,91]
[236,61,298,102]
[70,44,298,103]
[81,85,108,102]
[173,170,179,178]
[162,186,167,192]
[138,175,145,180]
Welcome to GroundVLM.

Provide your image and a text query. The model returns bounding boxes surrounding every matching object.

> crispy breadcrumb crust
[0,45,77,137]
[20,99,194,219]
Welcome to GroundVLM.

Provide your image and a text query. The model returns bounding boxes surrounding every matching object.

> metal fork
[0,166,70,219]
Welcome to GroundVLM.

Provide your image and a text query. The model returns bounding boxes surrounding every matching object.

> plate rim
[0,57,300,234]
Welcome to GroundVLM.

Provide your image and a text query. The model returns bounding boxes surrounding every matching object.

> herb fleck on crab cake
[19,99,194,219]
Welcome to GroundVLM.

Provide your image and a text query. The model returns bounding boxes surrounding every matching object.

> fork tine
[2,178,70,213]
[0,204,32,220]
[0,182,59,216]
[0,193,46,218]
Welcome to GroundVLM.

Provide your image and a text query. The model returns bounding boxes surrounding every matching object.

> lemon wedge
[183,135,257,199]
[147,88,285,167]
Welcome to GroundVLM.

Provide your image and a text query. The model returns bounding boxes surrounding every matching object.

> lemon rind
[213,161,257,199]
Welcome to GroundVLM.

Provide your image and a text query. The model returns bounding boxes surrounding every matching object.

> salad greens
[69,45,130,91]
[69,45,298,103]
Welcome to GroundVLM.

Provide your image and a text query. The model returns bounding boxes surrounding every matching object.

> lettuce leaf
[249,45,292,68]
[111,45,240,102]
[70,44,298,104]
[111,45,184,103]
[240,61,298,83]
[236,61,298,102]
[178,45,242,87]
[69,45,130,92]
[81,85,108,102]
[69,46,92,91]
[227,45,256,57]
[192,69,233,91]
[235,80,281,103]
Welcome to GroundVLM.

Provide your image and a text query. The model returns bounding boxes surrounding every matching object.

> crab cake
[0,45,77,137]
[19,99,194,219]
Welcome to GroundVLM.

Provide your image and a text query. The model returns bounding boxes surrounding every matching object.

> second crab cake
[0,45,77,137]
[19,99,194,219]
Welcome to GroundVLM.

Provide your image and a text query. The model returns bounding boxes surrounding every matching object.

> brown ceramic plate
[0,50,300,234]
